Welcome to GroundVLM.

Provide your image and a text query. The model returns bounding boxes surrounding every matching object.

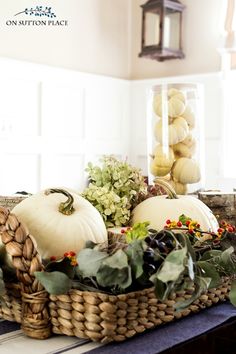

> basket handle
[0,206,51,339]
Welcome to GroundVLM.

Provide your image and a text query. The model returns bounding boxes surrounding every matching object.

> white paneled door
[0,59,130,194]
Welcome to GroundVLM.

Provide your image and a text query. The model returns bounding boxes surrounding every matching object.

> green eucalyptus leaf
[96,249,132,289]
[175,233,187,248]
[175,275,211,311]
[220,231,236,254]
[174,233,196,262]
[201,250,222,261]
[34,271,72,295]
[157,247,187,283]
[199,247,235,276]
[183,235,196,262]
[76,249,108,278]
[153,278,171,301]
[85,240,98,249]
[229,280,236,306]
[197,261,221,288]
[220,246,235,273]
[175,277,193,293]
[155,278,180,302]
[45,257,75,279]
[197,275,211,290]
[126,240,144,279]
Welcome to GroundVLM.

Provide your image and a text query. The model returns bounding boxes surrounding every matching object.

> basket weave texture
[0,196,26,211]
[0,205,232,343]
[49,280,230,343]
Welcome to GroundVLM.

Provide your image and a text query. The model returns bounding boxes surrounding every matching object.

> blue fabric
[85,302,236,354]
[1,302,236,353]
[0,320,20,335]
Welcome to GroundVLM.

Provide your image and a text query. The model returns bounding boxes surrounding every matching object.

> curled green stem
[154,178,178,199]
[168,227,215,236]
[45,188,75,215]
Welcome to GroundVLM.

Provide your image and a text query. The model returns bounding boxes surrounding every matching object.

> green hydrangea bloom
[82,156,147,227]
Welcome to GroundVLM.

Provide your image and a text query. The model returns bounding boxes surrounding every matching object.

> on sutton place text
[6,20,68,26]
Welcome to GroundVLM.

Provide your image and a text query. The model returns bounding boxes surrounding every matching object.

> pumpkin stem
[154,178,178,199]
[44,188,75,215]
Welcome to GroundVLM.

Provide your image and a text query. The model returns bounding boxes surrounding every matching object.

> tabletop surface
[0,302,236,354]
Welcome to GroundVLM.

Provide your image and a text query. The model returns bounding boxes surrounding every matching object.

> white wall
[0,0,227,80]
[0,58,227,194]
[130,0,226,79]
[0,0,131,79]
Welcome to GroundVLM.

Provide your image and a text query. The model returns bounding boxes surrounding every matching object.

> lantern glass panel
[163,11,180,50]
[145,12,160,46]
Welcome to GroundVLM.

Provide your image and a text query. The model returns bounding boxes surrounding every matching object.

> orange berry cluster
[217,221,235,237]
[165,217,236,240]
[50,251,78,266]
[50,256,57,261]
[165,218,200,235]
[64,251,78,266]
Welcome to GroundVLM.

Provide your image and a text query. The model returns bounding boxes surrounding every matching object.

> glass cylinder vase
[147,83,204,194]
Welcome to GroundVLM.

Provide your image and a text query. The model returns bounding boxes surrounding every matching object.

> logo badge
[14,6,56,18]
[6,5,68,26]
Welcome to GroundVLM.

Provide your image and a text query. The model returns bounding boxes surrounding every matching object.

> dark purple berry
[165,239,175,249]
[150,238,159,248]
[143,263,156,274]
[157,241,168,253]
[144,235,152,244]
[153,260,162,270]
[143,248,155,262]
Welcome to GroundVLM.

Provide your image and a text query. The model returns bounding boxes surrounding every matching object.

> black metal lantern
[139,0,185,61]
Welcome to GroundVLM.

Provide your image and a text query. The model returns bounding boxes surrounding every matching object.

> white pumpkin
[12,188,108,259]
[131,179,218,232]
[153,95,185,118]
[150,145,175,177]
[168,179,188,195]
[182,105,195,129]
[168,88,186,103]
[168,97,186,118]
[155,117,189,145]
[182,133,196,150]
[171,157,201,184]
[172,142,193,159]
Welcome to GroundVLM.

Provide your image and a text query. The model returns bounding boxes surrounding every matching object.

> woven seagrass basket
[0,206,232,343]
[0,195,27,211]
